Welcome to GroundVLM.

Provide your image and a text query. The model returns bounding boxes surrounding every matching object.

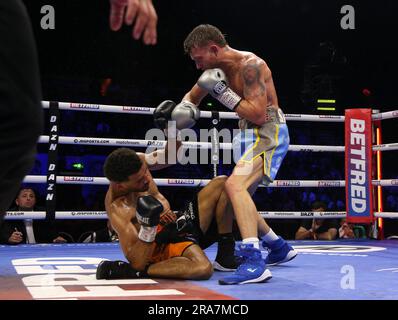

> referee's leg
[0,0,43,223]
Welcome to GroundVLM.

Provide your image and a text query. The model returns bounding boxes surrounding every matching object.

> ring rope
[32,102,398,225]
[5,211,398,220]
[22,175,398,187]
[38,135,346,152]
[41,101,398,122]
[38,135,398,152]
[41,101,344,122]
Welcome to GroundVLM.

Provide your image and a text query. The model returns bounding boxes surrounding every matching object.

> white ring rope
[259,211,398,219]
[38,135,398,152]
[42,101,398,122]
[371,110,398,121]
[372,143,398,151]
[38,135,345,152]
[42,101,344,122]
[31,102,398,223]
[22,175,398,187]
[5,211,398,220]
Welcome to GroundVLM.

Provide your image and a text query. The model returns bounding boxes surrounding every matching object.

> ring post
[345,108,374,225]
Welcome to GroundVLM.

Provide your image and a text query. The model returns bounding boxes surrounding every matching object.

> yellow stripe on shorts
[266,124,280,177]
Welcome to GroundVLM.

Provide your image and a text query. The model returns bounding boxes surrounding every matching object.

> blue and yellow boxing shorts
[232,107,290,185]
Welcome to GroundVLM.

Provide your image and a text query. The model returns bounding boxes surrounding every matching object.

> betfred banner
[345,109,374,224]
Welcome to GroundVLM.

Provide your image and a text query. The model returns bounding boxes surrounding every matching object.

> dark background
[18,0,398,240]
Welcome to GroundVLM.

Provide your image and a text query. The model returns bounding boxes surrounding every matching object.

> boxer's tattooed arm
[235,60,269,125]
[242,63,266,98]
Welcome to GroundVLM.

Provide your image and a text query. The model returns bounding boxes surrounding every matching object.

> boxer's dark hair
[184,24,227,54]
[104,148,143,182]
[17,187,36,197]
[311,201,327,211]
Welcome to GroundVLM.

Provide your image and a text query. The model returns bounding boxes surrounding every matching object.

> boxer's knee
[225,175,245,195]
[199,175,228,204]
[206,175,228,189]
[190,259,213,280]
[129,258,148,272]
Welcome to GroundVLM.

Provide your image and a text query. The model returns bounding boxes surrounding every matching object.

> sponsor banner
[116,140,142,146]
[6,212,25,217]
[46,102,60,221]
[276,180,301,187]
[319,212,346,217]
[319,115,343,119]
[122,106,151,112]
[70,103,100,110]
[284,114,302,118]
[63,176,94,182]
[147,140,165,147]
[73,138,110,144]
[5,212,47,220]
[264,212,297,217]
[300,212,314,217]
[167,179,195,185]
[70,212,105,216]
[297,148,316,152]
[318,181,341,187]
[56,212,108,219]
[345,109,374,224]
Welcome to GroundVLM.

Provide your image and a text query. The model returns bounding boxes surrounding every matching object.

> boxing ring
[1,240,398,300]
[2,101,398,300]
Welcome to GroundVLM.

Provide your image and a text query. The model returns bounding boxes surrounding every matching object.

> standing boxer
[180,24,297,285]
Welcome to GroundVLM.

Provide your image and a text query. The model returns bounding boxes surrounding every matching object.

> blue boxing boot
[219,243,272,285]
[263,236,297,266]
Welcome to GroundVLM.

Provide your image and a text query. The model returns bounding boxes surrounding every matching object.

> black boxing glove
[153,100,177,130]
[136,195,163,242]
[96,260,145,280]
[155,211,198,245]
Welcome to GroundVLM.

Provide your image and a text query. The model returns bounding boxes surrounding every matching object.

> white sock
[242,237,260,249]
[261,229,279,244]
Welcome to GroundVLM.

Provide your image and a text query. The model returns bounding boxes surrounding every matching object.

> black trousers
[0,0,43,221]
